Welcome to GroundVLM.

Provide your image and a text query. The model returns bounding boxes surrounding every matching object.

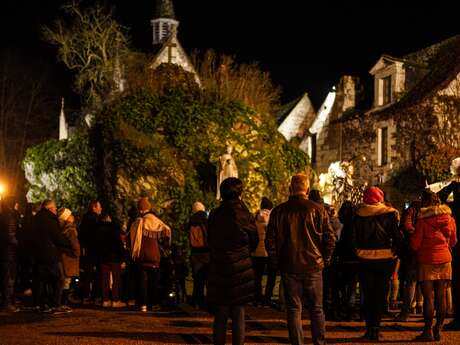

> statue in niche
[216,145,238,200]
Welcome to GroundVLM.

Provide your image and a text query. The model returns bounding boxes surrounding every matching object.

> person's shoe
[52,306,72,314]
[370,327,380,341]
[416,305,423,314]
[3,305,19,313]
[151,305,161,312]
[444,320,460,331]
[359,328,372,341]
[140,305,147,312]
[59,305,73,313]
[415,329,434,342]
[40,305,53,313]
[394,312,409,322]
[102,300,111,308]
[111,301,127,308]
[127,299,136,307]
[433,325,441,341]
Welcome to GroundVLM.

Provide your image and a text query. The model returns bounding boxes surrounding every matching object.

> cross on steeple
[151,0,179,47]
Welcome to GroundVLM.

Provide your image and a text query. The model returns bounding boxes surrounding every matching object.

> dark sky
[2,1,459,108]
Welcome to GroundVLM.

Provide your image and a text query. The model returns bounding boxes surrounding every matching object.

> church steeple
[151,0,179,47]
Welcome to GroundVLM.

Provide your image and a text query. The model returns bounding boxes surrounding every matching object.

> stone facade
[293,34,460,206]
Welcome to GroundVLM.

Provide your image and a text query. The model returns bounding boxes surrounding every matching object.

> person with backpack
[188,201,209,310]
[129,197,171,312]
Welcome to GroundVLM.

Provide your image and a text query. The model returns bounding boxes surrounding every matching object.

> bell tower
[151,0,179,48]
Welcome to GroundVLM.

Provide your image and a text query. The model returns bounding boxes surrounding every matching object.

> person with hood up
[57,207,80,312]
[207,177,258,345]
[352,186,402,342]
[411,190,457,341]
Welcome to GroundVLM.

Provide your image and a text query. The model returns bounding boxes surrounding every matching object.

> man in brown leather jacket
[266,174,335,345]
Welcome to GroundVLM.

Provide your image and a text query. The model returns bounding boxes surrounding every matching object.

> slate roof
[154,0,176,20]
[332,34,460,122]
[276,95,303,124]
[372,34,460,117]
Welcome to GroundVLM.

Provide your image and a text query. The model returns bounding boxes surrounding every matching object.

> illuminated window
[377,127,388,166]
[380,76,392,105]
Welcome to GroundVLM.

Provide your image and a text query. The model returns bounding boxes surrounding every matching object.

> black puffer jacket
[352,203,402,259]
[32,208,70,264]
[207,199,258,305]
[266,195,336,274]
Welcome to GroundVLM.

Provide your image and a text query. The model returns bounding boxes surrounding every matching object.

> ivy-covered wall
[24,65,309,246]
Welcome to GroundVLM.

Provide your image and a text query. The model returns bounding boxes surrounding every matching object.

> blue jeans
[213,305,245,345]
[283,271,326,345]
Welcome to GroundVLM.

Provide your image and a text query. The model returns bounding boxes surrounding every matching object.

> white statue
[216,145,238,200]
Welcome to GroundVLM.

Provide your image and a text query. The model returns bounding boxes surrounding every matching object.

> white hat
[58,208,72,223]
[192,201,206,214]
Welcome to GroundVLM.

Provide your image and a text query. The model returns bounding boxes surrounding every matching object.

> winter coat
[0,208,20,262]
[61,222,80,277]
[335,201,358,263]
[266,195,336,274]
[410,205,457,265]
[439,180,460,219]
[97,221,126,264]
[79,211,99,259]
[207,199,258,305]
[352,203,402,260]
[32,209,70,264]
[252,209,270,257]
[129,211,171,268]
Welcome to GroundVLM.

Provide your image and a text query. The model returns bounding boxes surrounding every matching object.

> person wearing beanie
[266,173,336,345]
[188,201,210,309]
[207,178,258,345]
[129,197,171,312]
[57,207,80,313]
[352,186,402,341]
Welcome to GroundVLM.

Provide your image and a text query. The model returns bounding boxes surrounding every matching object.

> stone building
[295,34,460,206]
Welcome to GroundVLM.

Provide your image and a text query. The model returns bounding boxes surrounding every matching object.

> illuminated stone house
[279,35,460,206]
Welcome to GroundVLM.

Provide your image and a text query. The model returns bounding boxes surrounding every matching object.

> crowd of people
[1,171,460,344]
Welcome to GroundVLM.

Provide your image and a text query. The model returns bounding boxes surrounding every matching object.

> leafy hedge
[24,65,309,246]
[23,131,97,215]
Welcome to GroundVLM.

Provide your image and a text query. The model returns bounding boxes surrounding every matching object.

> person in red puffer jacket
[411,189,457,341]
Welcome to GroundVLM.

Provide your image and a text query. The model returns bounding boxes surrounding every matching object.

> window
[381,76,392,105]
[162,23,170,41]
[377,127,388,166]
[308,134,317,164]
[154,23,160,41]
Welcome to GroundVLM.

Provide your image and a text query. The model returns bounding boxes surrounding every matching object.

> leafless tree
[43,0,129,108]
[0,50,55,195]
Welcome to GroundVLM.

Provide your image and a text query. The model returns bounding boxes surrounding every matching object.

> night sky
[2,1,459,108]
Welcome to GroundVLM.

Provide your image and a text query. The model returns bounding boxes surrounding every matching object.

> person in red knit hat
[410,189,457,341]
[352,186,402,341]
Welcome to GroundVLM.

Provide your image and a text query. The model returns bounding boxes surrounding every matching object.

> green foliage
[24,64,309,247]
[23,130,97,216]
[94,67,309,235]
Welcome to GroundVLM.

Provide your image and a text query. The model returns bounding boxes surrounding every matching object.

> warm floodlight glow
[0,182,5,195]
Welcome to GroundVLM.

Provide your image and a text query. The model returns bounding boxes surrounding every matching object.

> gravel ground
[0,304,459,345]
